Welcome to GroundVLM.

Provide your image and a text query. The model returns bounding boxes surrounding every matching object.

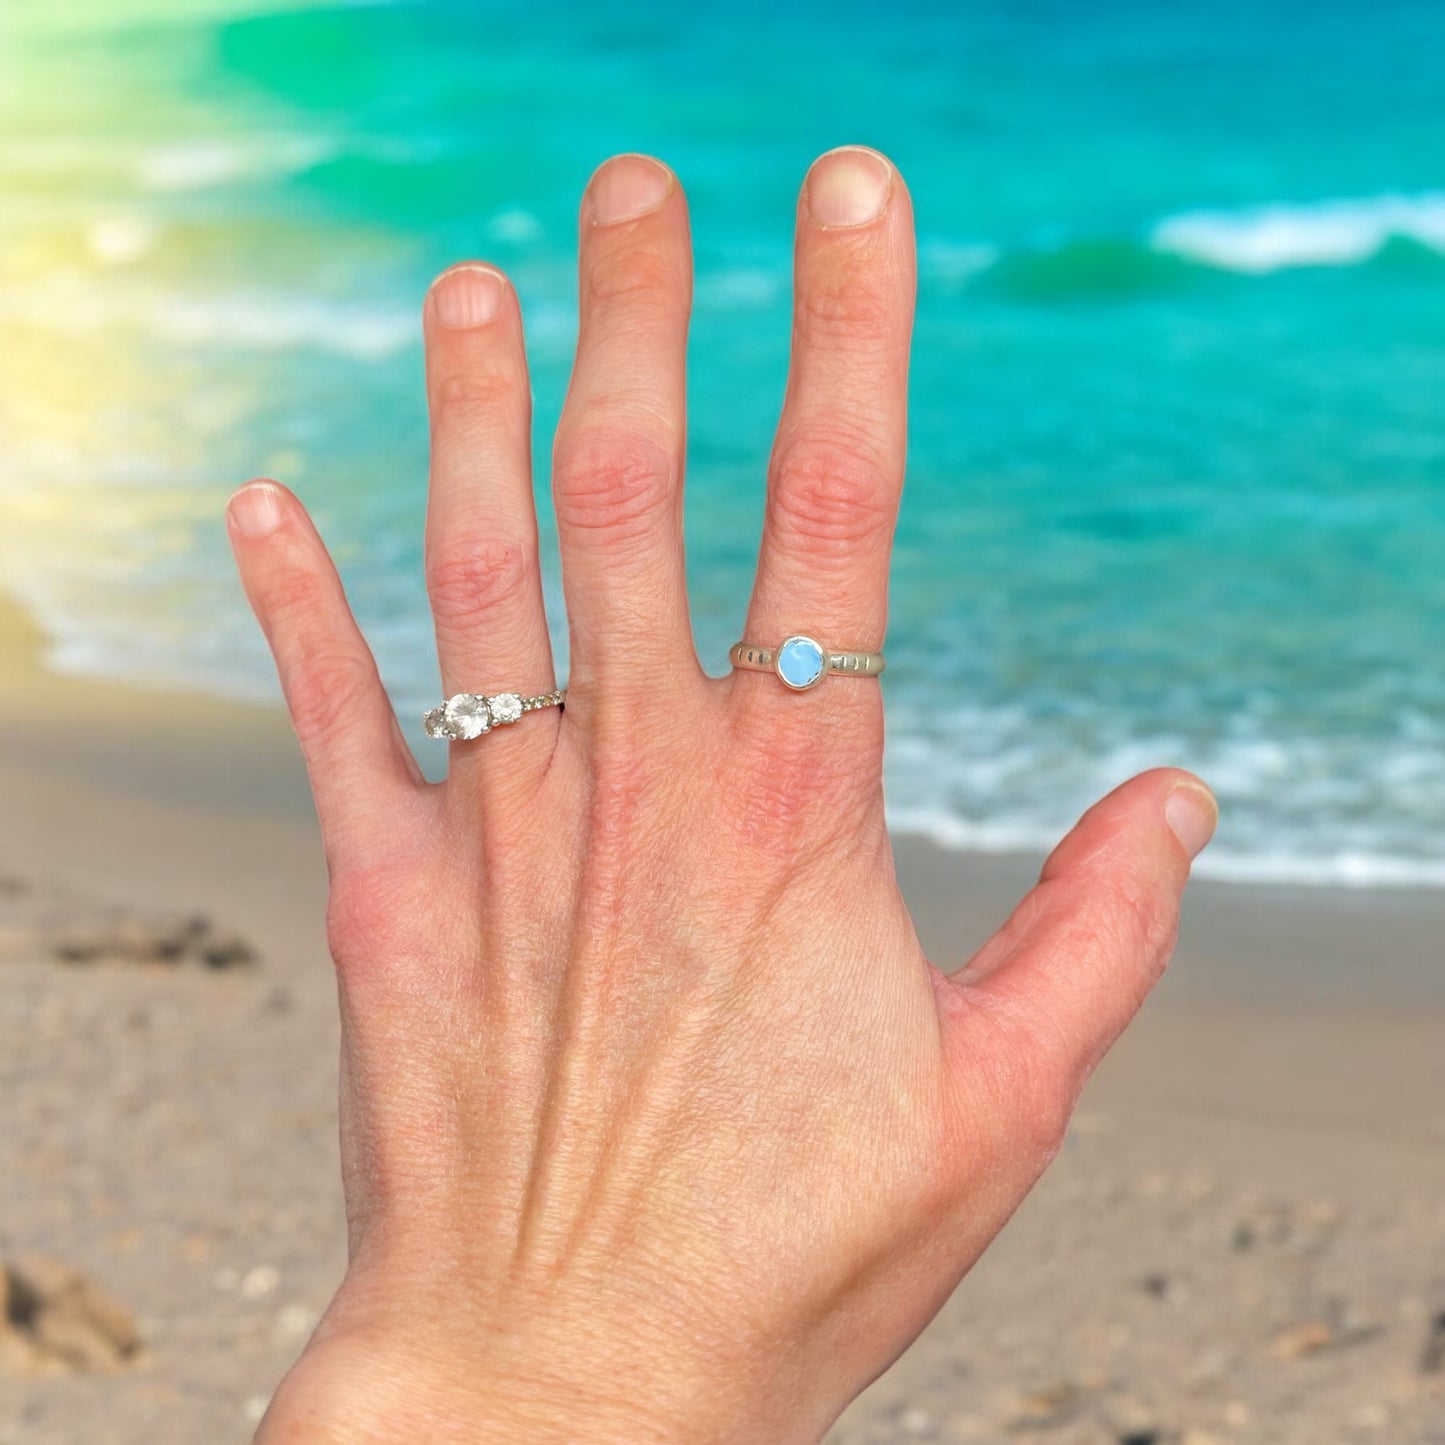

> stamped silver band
[729,635,885,692]
[424,689,565,741]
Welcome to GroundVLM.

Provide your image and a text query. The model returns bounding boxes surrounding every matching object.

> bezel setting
[774,634,828,691]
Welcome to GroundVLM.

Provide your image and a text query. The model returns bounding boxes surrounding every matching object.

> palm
[231,148,1213,1443]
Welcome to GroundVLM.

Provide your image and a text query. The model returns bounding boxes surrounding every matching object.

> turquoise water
[2,0,1443,885]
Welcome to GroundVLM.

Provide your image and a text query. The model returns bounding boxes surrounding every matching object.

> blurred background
[4,0,1444,883]
[2,2,1443,1442]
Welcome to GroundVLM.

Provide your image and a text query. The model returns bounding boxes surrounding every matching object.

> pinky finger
[227,480,424,866]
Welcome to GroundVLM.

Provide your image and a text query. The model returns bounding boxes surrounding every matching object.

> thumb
[938,768,1217,1141]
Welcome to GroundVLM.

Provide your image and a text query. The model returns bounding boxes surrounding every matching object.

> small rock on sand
[896,1405,935,1435]
[1270,1319,1337,1359]
[0,877,258,970]
[1420,1310,1445,1374]
[1006,1379,1091,1429]
[1,1256,141,1374]
[50,913,255,969]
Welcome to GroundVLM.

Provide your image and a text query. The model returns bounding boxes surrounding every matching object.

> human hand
[228,147,1216,1443]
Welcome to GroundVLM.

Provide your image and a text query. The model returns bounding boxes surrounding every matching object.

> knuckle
[261,561,327,634]
[726,715,863,854]
[285,647,375,750]
[1116,884,1179,979]
[325,860,422,977]
[769,433,896,552]
[585,243,677,307]
[990,1033,1077,1165]
[258,563,380,751]
[796,264,895,348]
[553,427,676,540]
[1015,1073,1075,1163]
[431,372,527,440]
[427,540,535,626]
[572,743,664,921]
[589,743,654,828]
[1072,854,1181,980]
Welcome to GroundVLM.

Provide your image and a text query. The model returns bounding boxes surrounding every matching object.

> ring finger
[423,263,556,776]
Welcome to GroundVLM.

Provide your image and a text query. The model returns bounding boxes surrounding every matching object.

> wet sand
[1,594,1442,1443]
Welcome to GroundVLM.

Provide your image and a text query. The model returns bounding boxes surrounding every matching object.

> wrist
[254,1318,805,1445]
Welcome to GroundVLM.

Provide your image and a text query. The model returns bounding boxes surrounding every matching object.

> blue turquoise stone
[776,635,825,690]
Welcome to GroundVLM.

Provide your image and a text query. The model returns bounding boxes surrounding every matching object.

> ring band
[424,688,565,741]
[729,635,884,692]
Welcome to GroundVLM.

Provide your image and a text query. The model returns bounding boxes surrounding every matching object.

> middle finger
[551,154,699,711]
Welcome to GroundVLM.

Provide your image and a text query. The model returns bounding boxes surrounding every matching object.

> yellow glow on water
[0,0,412,695]
[0,1,255,651]
[3,0,370,36]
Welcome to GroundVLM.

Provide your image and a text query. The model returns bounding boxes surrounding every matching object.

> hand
[228,147,1216,1443]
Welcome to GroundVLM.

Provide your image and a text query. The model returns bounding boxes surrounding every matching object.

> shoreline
[5,584,1445,1007]
[14,580,1445,894]
[6,578,1444,1160]
[3,585,1444,1439]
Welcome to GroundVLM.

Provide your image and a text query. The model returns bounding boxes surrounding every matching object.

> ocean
[2,0,1443,886]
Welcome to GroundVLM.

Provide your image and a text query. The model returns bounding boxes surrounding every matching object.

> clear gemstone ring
[729,636,885,692]
[423,688,565,741]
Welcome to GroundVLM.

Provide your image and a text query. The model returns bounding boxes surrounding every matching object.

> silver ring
[424,689,565,741]
[729,636,885,692]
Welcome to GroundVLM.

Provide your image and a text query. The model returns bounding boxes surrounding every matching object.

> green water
[2,0,1443,884]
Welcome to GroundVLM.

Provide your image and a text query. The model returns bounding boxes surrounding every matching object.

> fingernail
[228,481,283,539]
[430,265,504,329]
[1165,783,1218,861]
[589,154,673,226]
[805,146,893,229]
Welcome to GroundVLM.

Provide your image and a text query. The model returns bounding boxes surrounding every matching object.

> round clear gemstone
[487,692,523,726]
[776,635,826,690]
[443,693,492,740]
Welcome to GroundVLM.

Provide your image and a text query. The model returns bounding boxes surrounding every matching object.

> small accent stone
[442,693,491,740]
[487,692,523,725]
[776,635,826,690]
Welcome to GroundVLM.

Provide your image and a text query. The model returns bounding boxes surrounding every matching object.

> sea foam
[1,279,415,361]
[137,137,337,192]
[1151,193,1445,274]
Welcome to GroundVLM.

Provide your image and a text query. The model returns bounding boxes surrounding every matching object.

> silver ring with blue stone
[424,688,565,741]
[729,636,885,692]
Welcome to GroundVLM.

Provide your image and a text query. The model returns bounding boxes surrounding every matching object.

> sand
[1,593,1442,1444]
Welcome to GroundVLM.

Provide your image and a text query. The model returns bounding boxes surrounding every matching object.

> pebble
[240,1264,281,1300]
[1108,1394,1164,1440]
[0,1256,141,1375]
[1351,1403,1390,1431]
[1007,1380,1088,1428]
[275,1303,318,1339]
[1420,1310,1445,1374]
[1230,1198,1342,1256]
[1270,1320,1336,1359]
[199,930,258,969]
[38,908,256,970]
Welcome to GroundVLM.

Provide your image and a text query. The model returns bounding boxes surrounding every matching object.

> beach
[4,3,1445,1440]
[2,592,1442,1444]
